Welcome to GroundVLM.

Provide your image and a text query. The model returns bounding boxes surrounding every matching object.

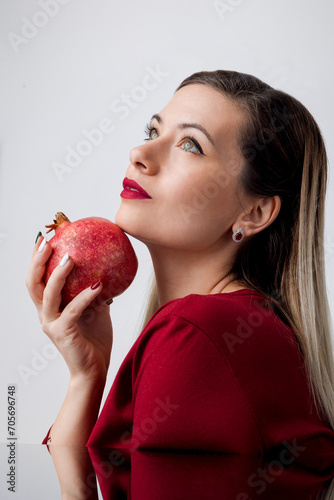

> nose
[129,142,159,175]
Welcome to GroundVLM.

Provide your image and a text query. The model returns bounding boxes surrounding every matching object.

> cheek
[175,155,239,206]
[175,171,244,247]
[156,188,236,250]
[171,172,237,228]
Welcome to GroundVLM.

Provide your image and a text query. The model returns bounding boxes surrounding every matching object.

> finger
[32,232,43,257]
[61,280,104,325]
[42,253,75,322]
[26,237,53,309]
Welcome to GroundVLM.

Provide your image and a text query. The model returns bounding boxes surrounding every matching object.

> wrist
[68,372,107,393]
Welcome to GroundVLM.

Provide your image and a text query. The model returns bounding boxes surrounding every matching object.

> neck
[146,241,242,306]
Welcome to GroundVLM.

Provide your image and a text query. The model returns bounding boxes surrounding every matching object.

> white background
[0,0,333,447]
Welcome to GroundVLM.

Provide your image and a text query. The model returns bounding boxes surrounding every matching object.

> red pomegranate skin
[43,215,138,308]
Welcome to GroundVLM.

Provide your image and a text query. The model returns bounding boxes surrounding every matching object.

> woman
[27,70,334,477]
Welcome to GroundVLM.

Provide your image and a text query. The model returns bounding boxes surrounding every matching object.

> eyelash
[143,123,205,156]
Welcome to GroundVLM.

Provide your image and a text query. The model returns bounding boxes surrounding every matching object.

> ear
[233,195,281,237]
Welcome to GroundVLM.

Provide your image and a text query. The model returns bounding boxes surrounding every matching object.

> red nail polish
[91,280,101,290]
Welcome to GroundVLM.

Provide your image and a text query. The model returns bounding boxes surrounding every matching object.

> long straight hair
[140,71,334,437]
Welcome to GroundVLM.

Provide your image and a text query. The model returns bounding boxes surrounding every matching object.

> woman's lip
[122,177,151,199]
[120,189,151,200]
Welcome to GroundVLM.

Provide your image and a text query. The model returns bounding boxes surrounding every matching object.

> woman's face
[115,83,248,252]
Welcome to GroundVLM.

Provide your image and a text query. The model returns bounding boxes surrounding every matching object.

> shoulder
[128,291,325,453]
[143,290,299,357]
[132,290,303,394]
[149,289,282,327]
[133,290,308,413]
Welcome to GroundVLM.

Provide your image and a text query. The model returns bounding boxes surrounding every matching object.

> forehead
[159,84,246,153]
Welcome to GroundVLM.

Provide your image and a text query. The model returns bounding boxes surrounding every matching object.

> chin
[115,208,142,240]
[114,208,127,232]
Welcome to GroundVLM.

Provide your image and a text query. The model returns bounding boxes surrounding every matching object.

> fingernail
[59,252,69,267]
[106,298,113,305]
[38,237,46,253]
[35,231,42,244]
[91,280,101,290]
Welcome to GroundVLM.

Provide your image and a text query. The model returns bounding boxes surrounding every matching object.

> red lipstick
[121,177,151,200]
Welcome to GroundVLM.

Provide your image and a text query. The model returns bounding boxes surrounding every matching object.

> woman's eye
[180,138,203,155]
[144,124,158,141]
[150,129,158,140]
[181,139,200,153]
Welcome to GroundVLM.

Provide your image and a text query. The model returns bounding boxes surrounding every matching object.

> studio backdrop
[0,0,333,448]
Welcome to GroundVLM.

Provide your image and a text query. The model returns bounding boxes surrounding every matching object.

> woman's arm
[49,445,99,500]
[26,235,113,446]
[48,374,106,447]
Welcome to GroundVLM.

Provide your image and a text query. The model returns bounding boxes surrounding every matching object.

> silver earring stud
[232,227,244,242]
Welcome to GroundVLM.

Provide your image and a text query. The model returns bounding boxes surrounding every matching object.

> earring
[232,227,244,242]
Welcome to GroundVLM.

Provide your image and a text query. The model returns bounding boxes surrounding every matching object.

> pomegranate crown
[45,212,71,234]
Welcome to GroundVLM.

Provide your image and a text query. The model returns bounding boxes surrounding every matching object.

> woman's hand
[26,235,113,382]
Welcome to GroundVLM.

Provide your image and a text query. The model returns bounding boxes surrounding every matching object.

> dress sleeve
[42,425,52,447]
[41,425,53,456]
[130,313,264,454]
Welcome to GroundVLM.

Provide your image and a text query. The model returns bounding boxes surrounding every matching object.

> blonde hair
[139,70,334,495]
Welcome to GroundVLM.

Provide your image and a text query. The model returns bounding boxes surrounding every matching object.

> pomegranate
[43,212,138,308]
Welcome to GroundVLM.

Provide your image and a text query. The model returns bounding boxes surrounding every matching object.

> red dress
[86,290,334,469]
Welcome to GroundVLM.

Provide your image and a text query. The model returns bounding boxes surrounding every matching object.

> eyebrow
[150,113,216,148]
